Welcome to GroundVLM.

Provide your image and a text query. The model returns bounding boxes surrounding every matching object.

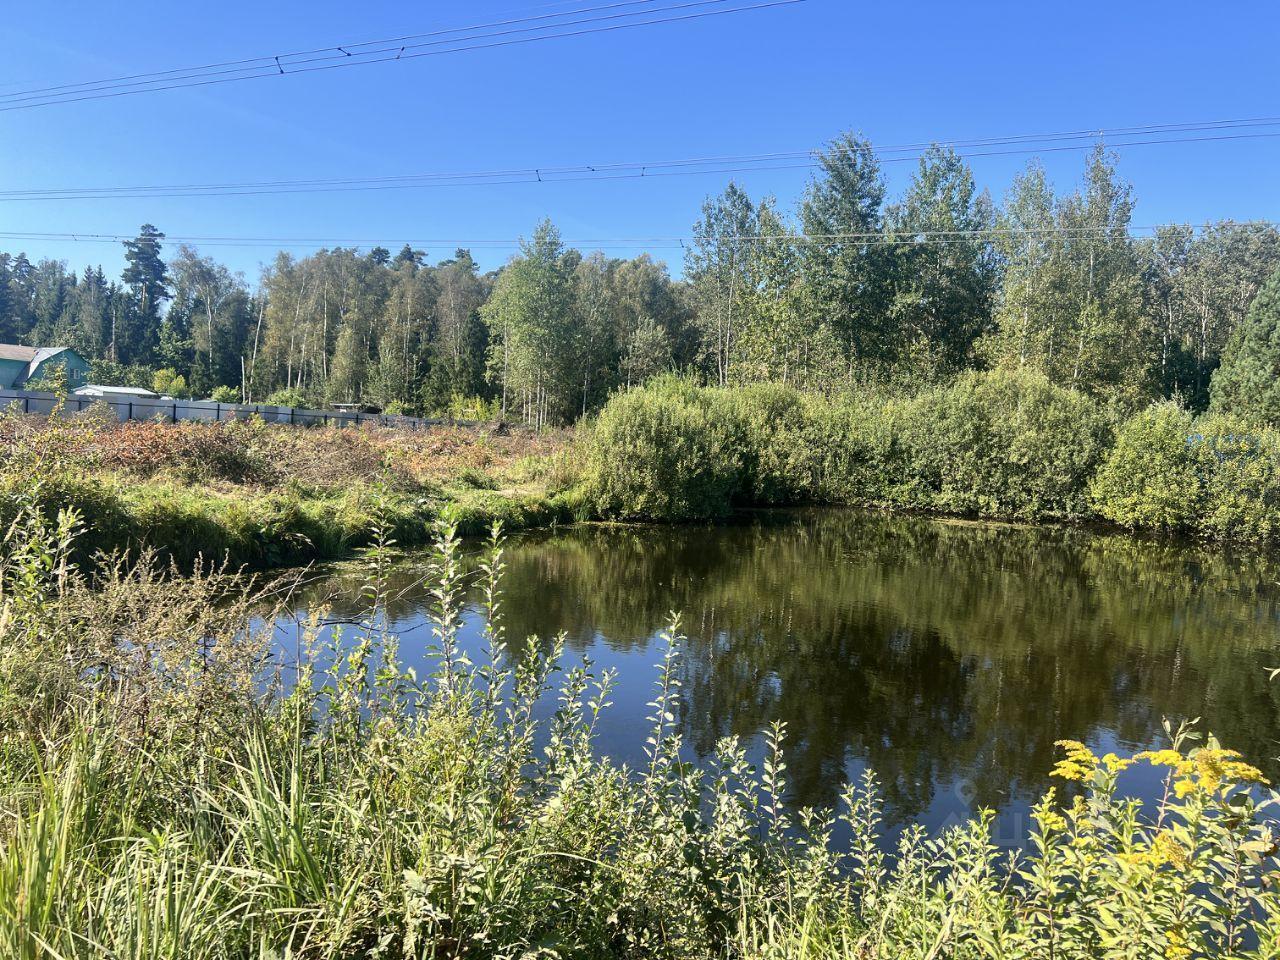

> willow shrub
[1091,405,1280,541]
[2,510,1280,958]
[711,383,817,505]
[1196,414,1280,542]
[588,370,1113,522]
[587,375,743,520]
[1090,402,1205,532]
[886,368,1115,519]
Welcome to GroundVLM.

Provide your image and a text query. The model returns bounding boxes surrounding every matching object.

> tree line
[0,136,1277,421]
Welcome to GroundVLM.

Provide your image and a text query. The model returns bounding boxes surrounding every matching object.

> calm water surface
[274,509,1280,844]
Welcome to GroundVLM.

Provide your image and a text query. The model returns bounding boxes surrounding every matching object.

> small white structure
[74,384,161,400]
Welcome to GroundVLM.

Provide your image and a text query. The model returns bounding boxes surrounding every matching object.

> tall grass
[1,505,1278,957]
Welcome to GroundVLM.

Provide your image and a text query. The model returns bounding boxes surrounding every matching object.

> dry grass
[0,408,570,494]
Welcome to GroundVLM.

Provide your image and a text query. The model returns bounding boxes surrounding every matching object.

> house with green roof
[0,345,90,390]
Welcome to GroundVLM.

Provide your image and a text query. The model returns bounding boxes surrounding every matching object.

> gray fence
[0,388,468,432]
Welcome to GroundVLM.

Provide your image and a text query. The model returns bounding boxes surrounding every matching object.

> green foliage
[890,368,1114,518]
[1210,268,1280,425]
[588,377,742,521]
[589,371,1114,522]
[1093,404,1280,542]
[263,386,309,408]
[711,382,815,505]
[86,358,152,389]
[1090,403,1205,531]
[1195,414,1280,542]
[1,515,1278,958]
[20,362,69,395]
[150,366,189,398]
[3,148,1279,429]
[209,384,240,403]
[442,392,500,421]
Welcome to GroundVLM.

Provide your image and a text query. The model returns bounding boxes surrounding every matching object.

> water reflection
[279,509,1280,834]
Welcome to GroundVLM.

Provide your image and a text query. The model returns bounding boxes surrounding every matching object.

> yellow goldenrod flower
[1165,927,1191,960]
[1102,752,1135,773]
[1052,740,1098,782]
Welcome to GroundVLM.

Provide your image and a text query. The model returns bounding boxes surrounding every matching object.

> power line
[5,116,1280,202]
[0,0,667,99]
[2,222,1275,253]
[0,0,804,112]
[0,0,708,106]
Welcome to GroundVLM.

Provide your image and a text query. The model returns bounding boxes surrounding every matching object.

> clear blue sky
[2,0,1278,282]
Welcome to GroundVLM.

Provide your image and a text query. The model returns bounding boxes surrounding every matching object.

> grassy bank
[6,368,1280,576]
[585,370,1280,544]
[0,508,1277,958]
[0,410,585,570]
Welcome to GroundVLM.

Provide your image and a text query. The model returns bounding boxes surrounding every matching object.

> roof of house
[30,346,73,367]
[74,384,159,398]
[0,344,39,362]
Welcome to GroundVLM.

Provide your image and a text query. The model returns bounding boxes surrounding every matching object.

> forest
[2,137,1279,425]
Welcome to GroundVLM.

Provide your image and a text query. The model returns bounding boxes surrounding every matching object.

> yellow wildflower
[1137,748,1195,778]
[1174,779,1197,799]
[1165,927,1191,960]
[1040,809,1066,833]
[1150,831,1192,871]
[1102,752,1135,773]
[1052,740,1098,782]
[1191,748,1267,793]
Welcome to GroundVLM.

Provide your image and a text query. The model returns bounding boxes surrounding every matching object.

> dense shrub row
[587,371,1280,542]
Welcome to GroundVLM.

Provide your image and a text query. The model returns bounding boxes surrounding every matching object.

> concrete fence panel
[0,388,469,433]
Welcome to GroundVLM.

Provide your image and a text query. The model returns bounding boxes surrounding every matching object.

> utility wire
[0,0,804,111]
[0,0,667,99]
[2,222,1275,253]
[0,0,719,106]
[3,125,1279,201]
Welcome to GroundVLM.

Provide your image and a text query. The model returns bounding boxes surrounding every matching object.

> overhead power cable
[0,0,667,98]
[2,221,1275,253]
[0,0,805,112]
[4,116,1279,202]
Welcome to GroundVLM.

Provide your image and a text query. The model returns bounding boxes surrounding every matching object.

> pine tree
[1209,268,1280,425]
[118,225,170,365]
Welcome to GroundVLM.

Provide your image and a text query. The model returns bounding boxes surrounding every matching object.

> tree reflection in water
[279,509,1280,834]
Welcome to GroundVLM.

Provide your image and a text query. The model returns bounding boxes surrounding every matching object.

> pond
[274,508,1280,846]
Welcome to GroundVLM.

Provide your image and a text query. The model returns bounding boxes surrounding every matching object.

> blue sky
[2,0,1278,282]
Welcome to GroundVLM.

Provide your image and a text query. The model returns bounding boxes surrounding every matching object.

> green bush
[894,368,1114,519]
[1192,414,1280,543]
[588,370,1117,523]
[710,382,813,505]
[1090,402,1204,531]
[587,378,742,520]
[796,392,902,504]
[263,387,309,408]
[210,385,240,403]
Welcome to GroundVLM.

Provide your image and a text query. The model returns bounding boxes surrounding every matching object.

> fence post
[128,401,134,421]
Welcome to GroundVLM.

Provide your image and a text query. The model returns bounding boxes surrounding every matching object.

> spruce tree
[1209,268,1280,425]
